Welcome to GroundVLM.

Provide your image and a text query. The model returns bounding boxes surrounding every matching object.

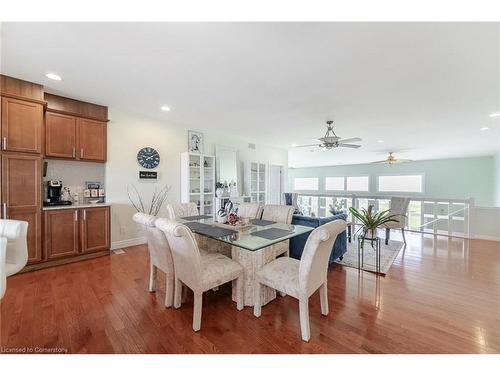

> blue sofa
[289,213,348,264]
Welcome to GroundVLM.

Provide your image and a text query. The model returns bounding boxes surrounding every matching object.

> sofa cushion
[290,213,348,263]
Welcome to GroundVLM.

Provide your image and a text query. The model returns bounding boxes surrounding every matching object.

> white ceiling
[1,22,499,168]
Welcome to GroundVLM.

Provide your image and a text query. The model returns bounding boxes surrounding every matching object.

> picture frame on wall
[188,130,204,153]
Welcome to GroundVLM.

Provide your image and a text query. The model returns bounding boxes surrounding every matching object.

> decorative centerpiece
[349,205,398,249]
[216,207,228,223]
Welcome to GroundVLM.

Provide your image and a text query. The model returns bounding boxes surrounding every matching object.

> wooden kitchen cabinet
[45,111,77,158]
[1,152,43,263]
[1,97,43,154]
[44,209,80,260]
[43,206,110,261]
[80,206,110,253]
[78,118,107,161]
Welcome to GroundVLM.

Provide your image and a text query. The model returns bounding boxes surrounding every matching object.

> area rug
[335,239,404,275]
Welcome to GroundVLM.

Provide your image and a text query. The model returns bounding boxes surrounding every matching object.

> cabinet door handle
[2,203,6,219]
[72,147,76,158]
[2,137,6,150]
[74,210,78,221]
[83,209,86,221]
[80,148,84,158]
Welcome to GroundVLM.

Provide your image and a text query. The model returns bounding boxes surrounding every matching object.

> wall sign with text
[139,171,158,179]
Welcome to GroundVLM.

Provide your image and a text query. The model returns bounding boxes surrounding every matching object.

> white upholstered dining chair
[0,219,29,278]
[166,203,199,219]
[156,218,244,331]
[133,213,175,307]
[0,237,7,300]
[383,197,410,245]
[261,204,294,224]
[237,202,262,219]
[253,219,346,342]
[261,204,295,258]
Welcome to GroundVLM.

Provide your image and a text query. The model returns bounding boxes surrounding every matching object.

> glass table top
[175,217,313,251]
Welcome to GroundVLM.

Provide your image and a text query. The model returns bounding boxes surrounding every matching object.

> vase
[216,188,224,197]
[364,229,378,240]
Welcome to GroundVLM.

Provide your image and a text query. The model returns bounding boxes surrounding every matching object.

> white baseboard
[473,235,500,242]
[111,237,147,250]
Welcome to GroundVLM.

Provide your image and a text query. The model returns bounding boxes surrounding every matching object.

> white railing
[296,193,473,239]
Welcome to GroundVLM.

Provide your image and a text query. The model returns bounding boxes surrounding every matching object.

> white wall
[106,108,287,247]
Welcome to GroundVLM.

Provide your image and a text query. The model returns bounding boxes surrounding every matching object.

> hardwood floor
[1,232,499,353]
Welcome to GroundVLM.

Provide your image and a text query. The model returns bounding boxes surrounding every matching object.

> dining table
[175,215,313,307]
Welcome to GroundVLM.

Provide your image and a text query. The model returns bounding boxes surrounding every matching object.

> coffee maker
[44,180,72,206]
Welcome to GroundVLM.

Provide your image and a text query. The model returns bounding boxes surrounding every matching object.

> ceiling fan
[294,120,362,150]
[372,152,412,165]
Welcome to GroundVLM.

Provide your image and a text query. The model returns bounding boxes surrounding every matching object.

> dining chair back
[299,219,346,297]
[237,203,262,219]
[166,202,199,219]
[132,213,175,307]
[261,204,294,224]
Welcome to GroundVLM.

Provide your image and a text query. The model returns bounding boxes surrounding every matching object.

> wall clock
[137,147,160,169]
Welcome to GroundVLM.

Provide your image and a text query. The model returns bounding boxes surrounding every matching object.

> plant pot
[216,188,224,197]
[363,229,378,240]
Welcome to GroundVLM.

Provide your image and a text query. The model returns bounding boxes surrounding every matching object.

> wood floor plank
[1,232,499,353]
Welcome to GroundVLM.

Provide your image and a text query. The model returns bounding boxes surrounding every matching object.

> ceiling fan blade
[294,144,321,148]
[371,160,389,164]
[338,143,361,149]
[394,159,412,163]
[338,137,362,143]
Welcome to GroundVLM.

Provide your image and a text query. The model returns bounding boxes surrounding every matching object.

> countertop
[42,202,111,211]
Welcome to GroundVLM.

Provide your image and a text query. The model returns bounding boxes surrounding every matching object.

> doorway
[268,164,284,204]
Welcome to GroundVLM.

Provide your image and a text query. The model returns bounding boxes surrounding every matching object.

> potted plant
[349,205,399,249]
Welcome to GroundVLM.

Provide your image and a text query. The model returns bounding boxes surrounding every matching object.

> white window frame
[376,173,425,195]
[324,176,346,192]
[345,175,370,193]
[293,177,319,191]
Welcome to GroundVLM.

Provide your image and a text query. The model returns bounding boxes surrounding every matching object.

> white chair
[0,219,29,277]
[261,204,295,258]
[156,218,244,331]
[237,202,262,219]
[261,204,294,224]
[253,219,346,342]
[0,237,7,299]
[133,213,175,307]
[383,197,410,245]
[166,203,199,219]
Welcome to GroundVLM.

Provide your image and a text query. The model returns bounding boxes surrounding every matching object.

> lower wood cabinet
[44,206,110,261]
[44,209,80,260]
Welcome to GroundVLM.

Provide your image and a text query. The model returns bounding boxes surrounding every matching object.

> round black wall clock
[137,147,160,169]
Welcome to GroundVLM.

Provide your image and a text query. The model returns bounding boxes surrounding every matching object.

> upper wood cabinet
[78,118,107,161]
[45,112,77,158]
[44,93,107,162]
[1,97,43,154]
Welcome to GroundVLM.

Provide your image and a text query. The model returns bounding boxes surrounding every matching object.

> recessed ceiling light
[45,73,62,81]
[161,105,171,112]
[377,140,384,143]
[480,126,489,131]
[490,113,500,118]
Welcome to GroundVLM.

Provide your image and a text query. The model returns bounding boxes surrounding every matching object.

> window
[325,177,345,191]
[346,176,369,191]
[378,175,423,193]
[294,177,319,191]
